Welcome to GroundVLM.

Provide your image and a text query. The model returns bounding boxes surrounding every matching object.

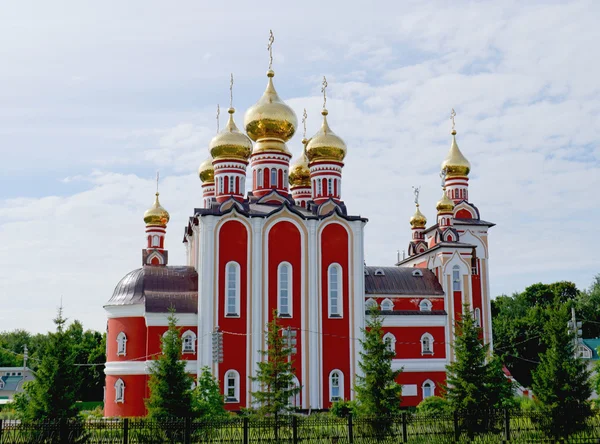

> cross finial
[321,76,328,109]
[267,30,275,70]
[439,168,447,188]
[302,108,308,139]
[412,186,421,206]
[216,104,220,134]
[229,73,234,109]
[450,108,457,132]
[156,171,160,195]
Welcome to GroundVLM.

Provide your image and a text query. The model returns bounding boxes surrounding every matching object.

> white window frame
[381,298,394,311]
[328,178,333,195]
[271,168,277,188]
[115,378,125,403]
[224,370,240,403]
[421,332,434,355]
[225,261,241,317]
[116,332,127,356]
[151,235,160,247]
[317,179,322,196]
[383,332,396,354]
[289,375,300,408]
[328,263,343,318]
[182,330,197,354]
[257,169,263,187]
[474,308,481,327]
[283,170,288,189]
[329,369,344,402]
[219,176,224,194]
[365,298,378,310]
[419,299,432,312]
[277,262,293,317]
[422,379,435,399]
[452,265,461,291]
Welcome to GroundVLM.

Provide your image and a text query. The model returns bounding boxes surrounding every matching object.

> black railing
[2,409,600,443]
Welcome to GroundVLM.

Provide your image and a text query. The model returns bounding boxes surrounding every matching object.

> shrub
[330,400,360,418]
[416,396,450,416]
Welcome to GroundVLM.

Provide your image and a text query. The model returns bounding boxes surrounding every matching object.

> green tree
[192,366,227,419]
[249,311,300,415]
[15,307,79,421]
[532,304,592,438]
[145,310,193,419]
[575,274,600,338]
[65,321,106,401]
[355,308,402,415]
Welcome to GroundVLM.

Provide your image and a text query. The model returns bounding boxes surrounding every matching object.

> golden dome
[144,192,170,226]
[244,70,297,153]
[410,204,427,228]
[436,188,455,213]
[289,138,311,188]
[198,154,214,184]
[306,110,347,163]
[441,130,471,177]
[209,107,253,161]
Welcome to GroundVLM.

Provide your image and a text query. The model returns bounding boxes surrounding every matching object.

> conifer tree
[145,309,193,419]
[250,311,300,415]
[355,307,402,415]
[192,366,227,419]
[532,304,591,438]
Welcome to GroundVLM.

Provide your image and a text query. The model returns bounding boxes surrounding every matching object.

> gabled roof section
[364,266,444,296]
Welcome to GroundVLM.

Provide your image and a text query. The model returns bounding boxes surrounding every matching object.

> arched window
[365,298,378,310]
[328,264,342,317]
[421,333,434,355]
[422,380,435,399]
[381,298,394,311]
[240,176,245,193]
[229,176,235,194]
[257,169,263,187]
[419,299,432,312]
[116,332,127,356]
[278,262,292,317]
[289,376,301,408]
[151,235,160,247]
[329,370,344,401]
[182,330,197,354]
[383,332,396,354]
[474,308,481,327]
[224,370,240,403]
[271,168,277,188]
[452,265,461,291]
[115,378,125,403]
[225,262,241,316]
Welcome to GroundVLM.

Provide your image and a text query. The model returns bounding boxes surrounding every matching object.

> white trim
[224,369,240,403]
[422,379,435,399]
[419,299,433,312]
[383,332,396,354]
[329,369,344,402]
[327,263,343,318]
[114,378,125,403]
[380,315,447,327]
[145,313,198,326]
[365,298,378,310]
[182,330,197,354]
[104,360,198,375]
[116,332,127,357]
[225,261,241,317]
[104,305,144,318]
[277,261,293,317]
[421,332,434,355]
[391,359,447,372]
[381,298,394,311]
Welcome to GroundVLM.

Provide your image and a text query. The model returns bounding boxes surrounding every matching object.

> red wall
[104,375,148,417]
[383,326,446,359]
[398,371,447,407]
[367,297,444,311]
[107,318,147,362]
[218,220,248,410]
[146,326,198,360]
[320,223,350,407]
[267,221,303,392]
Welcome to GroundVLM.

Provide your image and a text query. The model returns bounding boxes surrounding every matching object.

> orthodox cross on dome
[156,171,160,194]
[321,76,328,109]
[229,73,234,108]
[216,104,220,134]
[450,108,457,132]
[412,186,421,206]
[439,167,448,187]
[267,30,275,70]
[302,108,308,139]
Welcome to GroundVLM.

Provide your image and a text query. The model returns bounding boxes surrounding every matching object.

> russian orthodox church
[103,52,494,417]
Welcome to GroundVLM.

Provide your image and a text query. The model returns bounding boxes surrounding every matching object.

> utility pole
[568,307,583,356]
[23,345,28,370]
[281,327,297,361]
[212,327,224,363]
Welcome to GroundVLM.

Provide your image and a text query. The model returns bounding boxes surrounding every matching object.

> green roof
[582,339,600,360]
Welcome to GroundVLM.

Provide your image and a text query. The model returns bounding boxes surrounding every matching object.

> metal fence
[2,409,600,443]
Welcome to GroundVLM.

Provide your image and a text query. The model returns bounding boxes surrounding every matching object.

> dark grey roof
[364,266,444,296]
[378,310,447,315]
[106,266,198,313]
[453,218,495,227]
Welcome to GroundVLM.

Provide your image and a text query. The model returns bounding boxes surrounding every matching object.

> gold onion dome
[198,154,214,184]
[410,204,427,228]
[306,109,347,163]
[244,70,297,153]
[436,188,455,213]
[441,130,471,177]
[209,107,253,161]
[144,192,170,226]
[289,138,311,187]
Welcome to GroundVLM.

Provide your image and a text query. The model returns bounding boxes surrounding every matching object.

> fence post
[184,417,192,444]
[453,410,460,441]
[0,418,3,440]
[292,415,298,444]
[123,418,129,444]
[504,409,510,442]
[243,417,249,444]
[348,415,354,444]
[402,412,408,442]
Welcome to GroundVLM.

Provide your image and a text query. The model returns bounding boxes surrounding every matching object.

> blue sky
[0,0,598,333]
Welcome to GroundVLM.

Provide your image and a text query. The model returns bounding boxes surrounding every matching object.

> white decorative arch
[116,332,127,356]
[422,379,435,399]
[146,250,165,265]
[329,369,344,402]
[224,369,240,403]
[114,378,125,403]
[421,332,434,355]
[419,299,432,312]
[383,332,396,354]
[365,298,378,310]
[225,261,241,316]
[182,330,197,354]
[381,298,394,311]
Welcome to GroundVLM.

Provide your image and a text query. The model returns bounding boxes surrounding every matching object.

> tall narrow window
[115,379,125,403]
[152,235,160,247]
[116,332,127,356]
[219,177,224,194]
[422,380,434,399]
[317,179,322,196]
[474,308,481,327]
[229,176,234,194]
[271,168,277,188]
[383,332,396,354]
[328,264,342,317]
[224,370,240,402]
[329,370,343,401]
[328,178,333,195]
[182,330,197,354]
[225,262,240,316]
[278,262,292,317]
[257,169,263,187]
[283,170,288,188]
[452,265,461,291]
[421,333,434,354]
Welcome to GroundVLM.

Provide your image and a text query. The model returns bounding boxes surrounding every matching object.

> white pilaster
[307,219,320,409]
[249,218,264,405]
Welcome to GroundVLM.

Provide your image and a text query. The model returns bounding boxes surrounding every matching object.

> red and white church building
[103,66,494,417]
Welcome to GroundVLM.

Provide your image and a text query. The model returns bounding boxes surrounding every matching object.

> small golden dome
[244,70,297,152]
[144,192,170,226]
[436,188,455,213]
[209,108,253,161]
[289,138,311,188]
[410,204,427,228]
[441,130,471,177]
[306,110,347,163]
[198,154,214,184]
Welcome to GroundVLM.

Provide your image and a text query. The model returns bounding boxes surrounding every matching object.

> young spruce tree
[250,311,300,415]
[192,366,227,419]
[532,304,591,438]
[145,309,193,419]
[355,307,402,416]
